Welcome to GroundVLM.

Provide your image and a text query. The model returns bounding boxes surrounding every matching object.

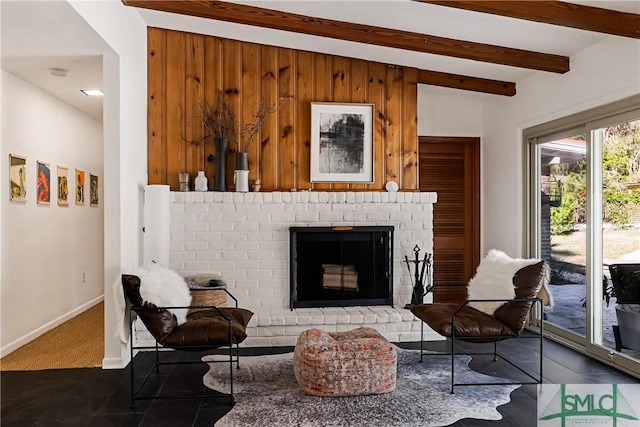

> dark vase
[214,137,228,191]
[235,151,248,170]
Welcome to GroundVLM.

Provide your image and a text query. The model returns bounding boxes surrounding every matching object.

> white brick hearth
[156,190,441,346]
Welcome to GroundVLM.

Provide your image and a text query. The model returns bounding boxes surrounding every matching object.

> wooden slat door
[419,137,480,303]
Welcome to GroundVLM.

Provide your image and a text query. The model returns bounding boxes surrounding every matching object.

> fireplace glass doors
[289,226,393,309]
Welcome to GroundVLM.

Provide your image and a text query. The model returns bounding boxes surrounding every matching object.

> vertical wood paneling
[295,51,313,191]
[203,37,222,190]
[222,39,242,191]
[367,62,386,190]
[331,56,351,191]
[147,29,418,192]
[350,59,368,190]
[165,31,186,190]
[277,49,296,191]
[402,67,418,190]
[312,54,332,191]
[147,28,167,185]
[259,45,278,190]
[384,66,402,185]
[241,42,260,183]
[331,56,350,102]
[184,33,205,177]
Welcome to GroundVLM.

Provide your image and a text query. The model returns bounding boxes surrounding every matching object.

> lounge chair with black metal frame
[121,274,253,408]
[410,259,549,393]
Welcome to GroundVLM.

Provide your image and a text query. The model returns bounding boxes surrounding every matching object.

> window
[525,97,640,376]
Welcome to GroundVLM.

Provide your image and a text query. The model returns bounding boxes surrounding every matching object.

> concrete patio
[546,284,640,359]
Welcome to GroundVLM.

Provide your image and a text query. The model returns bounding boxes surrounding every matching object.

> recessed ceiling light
[50,68,68,77]
[80,89,104,96]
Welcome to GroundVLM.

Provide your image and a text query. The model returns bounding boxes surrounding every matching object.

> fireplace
[289,226,394,309]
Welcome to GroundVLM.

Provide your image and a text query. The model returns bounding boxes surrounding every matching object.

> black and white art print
[310,102,374,183]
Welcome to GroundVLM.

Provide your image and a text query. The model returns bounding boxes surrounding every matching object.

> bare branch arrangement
[237,97,287,153]
[196,90,238,145]
[183,90,237,148]
[185,90,288,156]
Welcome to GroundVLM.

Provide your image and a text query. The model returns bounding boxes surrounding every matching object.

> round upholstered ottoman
[293,327,397,397]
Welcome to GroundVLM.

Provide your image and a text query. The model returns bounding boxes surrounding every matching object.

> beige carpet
[0,302,104,371]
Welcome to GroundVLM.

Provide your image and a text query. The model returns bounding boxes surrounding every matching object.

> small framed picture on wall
[90,174,99,207]
[76,169,85,205]
[9,154,27,202]
[36,161,51,205]
[57,166,69,206]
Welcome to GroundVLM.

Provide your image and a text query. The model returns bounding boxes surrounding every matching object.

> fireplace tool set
[404,245,433,308]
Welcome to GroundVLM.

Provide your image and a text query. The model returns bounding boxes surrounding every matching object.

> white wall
[417,86,484,136]
[68,0,148,368]
[482,36,640,256]
[1,70,104,355]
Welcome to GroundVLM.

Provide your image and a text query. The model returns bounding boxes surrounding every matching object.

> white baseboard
[0,295,104,358]
[102,357,128,369]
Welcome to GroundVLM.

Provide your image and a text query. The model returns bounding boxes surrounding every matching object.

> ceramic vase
[235,152,249,192]
[194,171,208,191]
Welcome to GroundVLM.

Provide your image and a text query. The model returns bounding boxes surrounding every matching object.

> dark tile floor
[2,338,638,427]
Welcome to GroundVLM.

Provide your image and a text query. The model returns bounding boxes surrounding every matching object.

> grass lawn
[550,228,640,275]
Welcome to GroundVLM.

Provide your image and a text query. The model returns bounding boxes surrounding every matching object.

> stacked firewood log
[322,264,358,291]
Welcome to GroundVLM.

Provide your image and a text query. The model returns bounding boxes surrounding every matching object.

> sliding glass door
[527,103,640,377]
[535,131,588,341]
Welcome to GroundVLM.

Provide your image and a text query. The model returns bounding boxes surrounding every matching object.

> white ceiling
[1,1,107,122]
[1,0,638,123]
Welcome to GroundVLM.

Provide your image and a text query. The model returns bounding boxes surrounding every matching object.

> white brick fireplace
[165,190,441,346]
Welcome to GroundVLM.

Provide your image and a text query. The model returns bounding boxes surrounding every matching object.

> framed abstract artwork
[76,169,85,205]
[9,154,27,202]
[90,174,99,207]
[310,102,374,183]
[36,161,51,205]
[57,166,69,206]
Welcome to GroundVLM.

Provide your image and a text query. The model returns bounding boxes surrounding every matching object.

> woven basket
[185,274,227,314]
[189,286,227,310]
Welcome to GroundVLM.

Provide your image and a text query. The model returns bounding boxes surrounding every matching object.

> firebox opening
[290,226,394,309]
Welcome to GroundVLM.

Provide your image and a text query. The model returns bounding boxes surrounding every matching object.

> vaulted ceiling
[124,0,640,96]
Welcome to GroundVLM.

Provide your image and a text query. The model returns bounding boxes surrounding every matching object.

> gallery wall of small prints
[9,154,99,207]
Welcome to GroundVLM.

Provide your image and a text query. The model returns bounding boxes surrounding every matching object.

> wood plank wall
[147,27,418,191]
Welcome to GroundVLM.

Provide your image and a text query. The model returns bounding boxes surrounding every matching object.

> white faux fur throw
[467,249,552,315]
[113,276,129,344]
[131,263,192,325]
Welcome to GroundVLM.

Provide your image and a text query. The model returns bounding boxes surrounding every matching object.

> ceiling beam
[122,0,569,73]
[417,1,640,39]
[417,70,516,96]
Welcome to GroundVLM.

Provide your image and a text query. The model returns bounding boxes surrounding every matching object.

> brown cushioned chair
[410,261,547,393]
[122,274,253,407]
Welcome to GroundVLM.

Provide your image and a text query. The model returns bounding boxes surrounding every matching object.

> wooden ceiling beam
[122,0,569,73]
[417,70,516,96]
[418,1,640,39]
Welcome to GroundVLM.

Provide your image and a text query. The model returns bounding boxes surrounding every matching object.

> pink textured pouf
[293,327,397,397]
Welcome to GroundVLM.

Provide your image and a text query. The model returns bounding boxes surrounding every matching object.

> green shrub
[551,192,578,234]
